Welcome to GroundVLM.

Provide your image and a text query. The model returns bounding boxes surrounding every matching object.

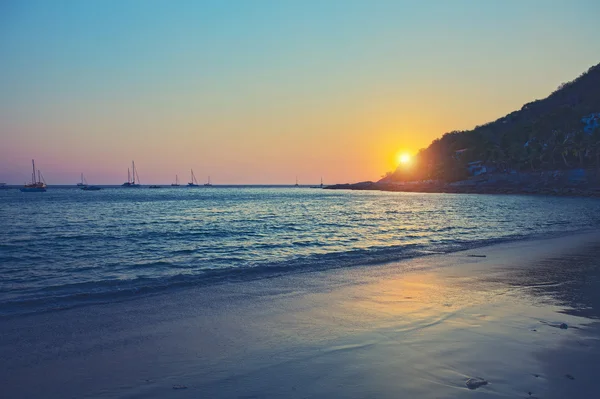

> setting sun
[398,153,412,165]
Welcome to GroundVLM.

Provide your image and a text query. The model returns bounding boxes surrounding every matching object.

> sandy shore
[2,232,600,398]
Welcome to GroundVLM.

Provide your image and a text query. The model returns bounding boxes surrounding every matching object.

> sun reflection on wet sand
[2,233,600,398]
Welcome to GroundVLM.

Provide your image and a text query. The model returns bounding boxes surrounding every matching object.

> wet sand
[2,232,600,398]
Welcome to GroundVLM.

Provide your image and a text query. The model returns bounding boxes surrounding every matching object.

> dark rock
[465,377,488,390]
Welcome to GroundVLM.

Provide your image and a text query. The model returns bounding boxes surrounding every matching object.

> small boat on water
[171,175,180,187]
[188,169,199,187]
[149,185,161,189]
[20,160,47,192]
[310,177,324,189]
[122,161,141,187]
[204,176,213,187]
[294,176,299,187]
[78,172,101,190]
[76,173,86,187]
[0,183,9,189]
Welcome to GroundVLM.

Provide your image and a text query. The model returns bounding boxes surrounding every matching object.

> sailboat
[171,175,180,187]
[188,169,199,187]
[122,161,141,187]
[310,177,324,189]
[20,159,47,192]
[294,176,299,187]
[76,173,86,187]
[204,176,213,187]
[79,173,102,190]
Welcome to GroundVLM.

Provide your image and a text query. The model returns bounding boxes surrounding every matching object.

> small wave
[172,249,195,255]
[3,190,600,318]
[130,260,175,269]
[0,233,539,318]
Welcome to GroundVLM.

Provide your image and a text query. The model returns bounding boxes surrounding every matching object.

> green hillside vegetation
[385,62,600,183]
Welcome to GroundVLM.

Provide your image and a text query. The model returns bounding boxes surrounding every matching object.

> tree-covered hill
[384,62,600,183]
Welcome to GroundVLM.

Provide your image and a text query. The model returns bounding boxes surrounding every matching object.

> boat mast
[132,161,136,184]
[134,162,140,184]
[127,168,131,184]
[31,159,36,185]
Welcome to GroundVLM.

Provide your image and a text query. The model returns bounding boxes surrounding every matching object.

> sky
[1,0,599,185]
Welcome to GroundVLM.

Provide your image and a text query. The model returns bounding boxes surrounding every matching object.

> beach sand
[2,232,600,398]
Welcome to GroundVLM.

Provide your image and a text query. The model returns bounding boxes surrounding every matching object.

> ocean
[2,187,600,317]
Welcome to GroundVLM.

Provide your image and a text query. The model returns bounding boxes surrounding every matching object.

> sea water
[2,187,600,316]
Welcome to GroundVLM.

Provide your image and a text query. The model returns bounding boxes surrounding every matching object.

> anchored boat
[310,177,324,189]
[76,173,86,187]
[122,161,141,187]
[188,169,199,187]
[20,160,47,192]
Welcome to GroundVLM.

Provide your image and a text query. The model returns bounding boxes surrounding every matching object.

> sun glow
[398,153,412,165]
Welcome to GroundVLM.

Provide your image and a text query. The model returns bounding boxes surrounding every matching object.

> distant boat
[149,185,161,189]
[0,183,8,189]
[76,173,87,187]
[310,177,324,189]
[171,175,180,187]
[295,176,299,187]
[20,159,47,192]
[122,161,141,187]
[204,176,213,187]
[188,169,199,187]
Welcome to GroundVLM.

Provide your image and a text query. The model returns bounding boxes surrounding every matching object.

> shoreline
[3,226,598,319]
[2,231,600,398]
[325,180,600,197]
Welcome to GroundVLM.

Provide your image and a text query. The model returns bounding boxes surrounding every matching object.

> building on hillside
[467,161,495,176]
[582,113,600,134]
[453,148,468,160]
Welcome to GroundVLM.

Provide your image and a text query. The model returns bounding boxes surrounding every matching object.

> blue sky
[1,0,599,184]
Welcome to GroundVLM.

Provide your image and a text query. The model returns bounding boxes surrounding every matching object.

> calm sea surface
[2,187,600,316]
